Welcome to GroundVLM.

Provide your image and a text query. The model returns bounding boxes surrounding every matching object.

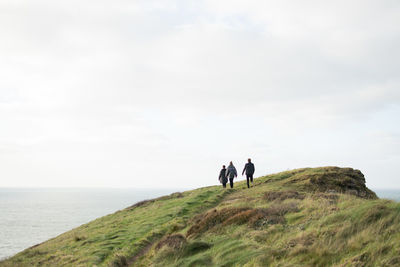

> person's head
[222,165,226,169]
[248,158,251,163]
[229,161,233,165]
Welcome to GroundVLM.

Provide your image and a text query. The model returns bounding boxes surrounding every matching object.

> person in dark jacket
[242,158,255,188]
[226,161,237,188]
[219,165,228,188]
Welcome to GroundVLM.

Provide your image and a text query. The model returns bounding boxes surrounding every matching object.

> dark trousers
[246,174,253,188]
[229,178,234,188]
[222,183,226,188]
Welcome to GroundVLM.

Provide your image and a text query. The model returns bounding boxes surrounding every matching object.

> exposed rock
[290,167,377,199]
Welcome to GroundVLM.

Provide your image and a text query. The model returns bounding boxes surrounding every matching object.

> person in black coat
[242,158,255,188]
[219,165,228,188]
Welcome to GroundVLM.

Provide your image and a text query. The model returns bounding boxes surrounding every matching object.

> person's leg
[250,174,253,183]
[230,178,234,188]
[223,183,226,188]
[246,175,250,188]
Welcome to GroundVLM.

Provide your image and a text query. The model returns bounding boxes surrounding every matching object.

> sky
[0,0,399,189]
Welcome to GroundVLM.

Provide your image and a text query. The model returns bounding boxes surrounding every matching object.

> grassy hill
[1,167,400,266]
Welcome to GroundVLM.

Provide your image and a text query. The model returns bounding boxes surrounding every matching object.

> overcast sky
[1,0,399,189]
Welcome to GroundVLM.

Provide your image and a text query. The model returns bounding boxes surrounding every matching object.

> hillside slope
[1,167,400,267]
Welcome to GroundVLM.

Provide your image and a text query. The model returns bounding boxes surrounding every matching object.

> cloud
[0,0,399,188]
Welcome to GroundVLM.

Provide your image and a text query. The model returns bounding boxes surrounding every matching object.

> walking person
[219,165,228,188]
[226,161,237,188]
[242,158,255,188]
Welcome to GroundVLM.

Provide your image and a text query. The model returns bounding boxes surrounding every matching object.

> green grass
[1,167,399,267]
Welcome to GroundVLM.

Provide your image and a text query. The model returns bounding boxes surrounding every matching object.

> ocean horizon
[373,189,400,201]
[0,187,399,260]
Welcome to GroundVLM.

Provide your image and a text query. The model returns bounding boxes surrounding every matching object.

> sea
[0,188,399,261]
[0,187,183,260]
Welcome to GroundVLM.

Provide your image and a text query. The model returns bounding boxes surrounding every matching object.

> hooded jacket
[226,164,237,179]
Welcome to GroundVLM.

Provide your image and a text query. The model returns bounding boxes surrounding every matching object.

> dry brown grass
[268,201,300,216]
[311,193,339,204]
[186,207,251,237]
[155,234,187,250]
[287,233,316,250]
[186,202,300,237]
[263,190,305,202]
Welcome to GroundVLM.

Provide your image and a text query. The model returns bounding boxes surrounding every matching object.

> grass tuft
[183,241,212,256]
[108,253,128,267]
[155,234,187,250]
